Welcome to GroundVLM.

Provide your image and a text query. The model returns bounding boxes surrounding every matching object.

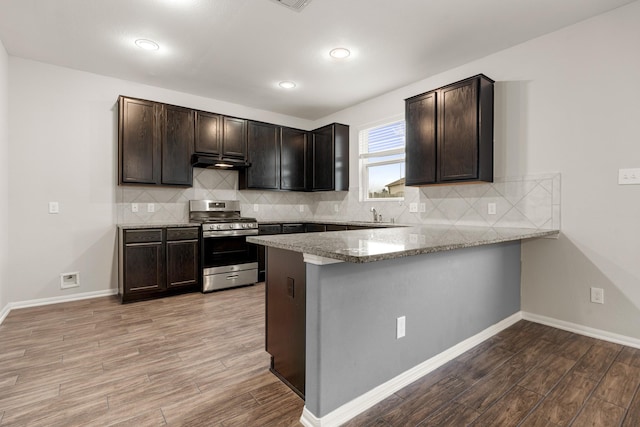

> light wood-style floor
[1,283,639,426]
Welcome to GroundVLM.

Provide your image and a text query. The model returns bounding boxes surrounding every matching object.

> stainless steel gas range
[189,200,259,292]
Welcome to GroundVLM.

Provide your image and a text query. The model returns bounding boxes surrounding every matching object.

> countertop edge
[247,228,559,263]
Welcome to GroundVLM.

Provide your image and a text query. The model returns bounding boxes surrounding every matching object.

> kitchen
[1,0,640,426]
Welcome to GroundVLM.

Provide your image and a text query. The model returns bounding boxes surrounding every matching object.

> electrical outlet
[419,203,426,213]
[147,203,155,213]
[590,287,604,304]
[409,203,418,213]
[299,205,304,213]
[488,203,497,215]
[131,203,138,213]
[48,201,59,214]
[253,204,259,212]
[396,316,406,339]
[60,272,80,289]
[618,168,640,185]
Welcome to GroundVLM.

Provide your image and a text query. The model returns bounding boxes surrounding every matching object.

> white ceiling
[0,0,635,120]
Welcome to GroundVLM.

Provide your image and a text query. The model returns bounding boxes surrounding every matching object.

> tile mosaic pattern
[117,168,560,231]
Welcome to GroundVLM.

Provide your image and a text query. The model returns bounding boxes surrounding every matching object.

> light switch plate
[48,201,59,214]
[131,203,138,213]
[396,316,406,339]
[488,203,497,215]
[409,203,418,213]
[147,203,155,213]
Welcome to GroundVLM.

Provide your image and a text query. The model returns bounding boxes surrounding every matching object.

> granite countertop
[247,225,560,263]
[257,219,398,228]
[117,223,201,230]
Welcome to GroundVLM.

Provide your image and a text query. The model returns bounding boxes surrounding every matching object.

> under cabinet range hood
[191,154,251,170]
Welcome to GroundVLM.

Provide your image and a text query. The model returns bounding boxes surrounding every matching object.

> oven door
[202,235,257,268]
[201,234,258,292]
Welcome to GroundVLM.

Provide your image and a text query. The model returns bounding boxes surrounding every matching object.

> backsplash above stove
[116,168,560,230]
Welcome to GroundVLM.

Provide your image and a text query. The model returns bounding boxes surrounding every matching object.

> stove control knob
[242,224,248,228]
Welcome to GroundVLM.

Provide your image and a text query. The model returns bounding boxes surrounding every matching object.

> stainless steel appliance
[189,200,258,292]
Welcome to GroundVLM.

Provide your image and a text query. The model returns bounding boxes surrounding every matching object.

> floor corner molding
[0,289,118,325]
[522,311,640,349]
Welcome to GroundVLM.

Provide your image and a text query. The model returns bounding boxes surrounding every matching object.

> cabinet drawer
[282,224,305,234]
[124,229,163,244]
[259,224,282,235]
[166,227,199,241]
[305,224,326,233]
[326,224,348,231]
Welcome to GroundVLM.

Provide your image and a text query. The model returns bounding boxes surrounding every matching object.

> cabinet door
[266,247,306,397]
[246,121,280,189]
[166,239,199,289]
[222,116,247,158]
[405,91,437,186]
[438,78,478,182]
[124,242,164,293]
[119,97,160,184]
[161,105,194,186]
[195,111,221,155]
[311,125,334,191]
[280,127,307,191]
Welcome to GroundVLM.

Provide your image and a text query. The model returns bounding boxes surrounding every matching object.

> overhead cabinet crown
[405,74,494,186]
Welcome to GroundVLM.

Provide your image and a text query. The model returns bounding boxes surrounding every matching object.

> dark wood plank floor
[1,284,639,426]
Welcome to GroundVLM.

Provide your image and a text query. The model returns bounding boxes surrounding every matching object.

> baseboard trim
[300,311,523,427]
[522,311,640,349]
[0,289,118,325]
[0,303,11,325]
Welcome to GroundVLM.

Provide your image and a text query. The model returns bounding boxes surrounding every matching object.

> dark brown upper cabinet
[240,121,280,190]
[309,123,349,191]
[195,112,247,159]
[405,74,494,186]
[280,127,308,191]
[118,96,193,187]
[119,97,161,185]
[194,111,221,155]
[162,105,194,186]
[222,116,248,158]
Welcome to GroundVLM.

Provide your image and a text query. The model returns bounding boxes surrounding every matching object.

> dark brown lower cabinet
[122,230,164,295]
[119,227,200,303]
[266,247,306,398]
[166,230,199,289]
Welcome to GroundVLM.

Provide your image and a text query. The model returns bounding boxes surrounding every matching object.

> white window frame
[358,116,405,202]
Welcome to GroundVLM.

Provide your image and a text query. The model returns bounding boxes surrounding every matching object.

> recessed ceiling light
[278,81,296,89]
[329,47,351,59]
[135,39,160,51]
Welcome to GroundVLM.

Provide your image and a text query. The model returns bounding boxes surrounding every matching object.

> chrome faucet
[371,207,379,222]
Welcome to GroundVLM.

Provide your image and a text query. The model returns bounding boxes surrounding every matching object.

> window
[359,119,405,200]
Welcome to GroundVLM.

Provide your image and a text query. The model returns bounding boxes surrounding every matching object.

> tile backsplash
[117,168,560,230]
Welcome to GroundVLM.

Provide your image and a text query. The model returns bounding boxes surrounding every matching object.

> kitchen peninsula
[247,225,559,426]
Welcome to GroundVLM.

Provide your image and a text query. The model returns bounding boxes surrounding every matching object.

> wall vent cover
[270,0,312,12]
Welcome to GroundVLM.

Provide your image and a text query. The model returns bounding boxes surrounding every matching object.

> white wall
[7,58,312,303]
[0,40,8,313]
[317,2,640,340]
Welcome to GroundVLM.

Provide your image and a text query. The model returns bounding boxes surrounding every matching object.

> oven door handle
[226,274,240,280]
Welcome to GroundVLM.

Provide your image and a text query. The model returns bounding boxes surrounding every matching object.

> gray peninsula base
[303,240,521,419]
